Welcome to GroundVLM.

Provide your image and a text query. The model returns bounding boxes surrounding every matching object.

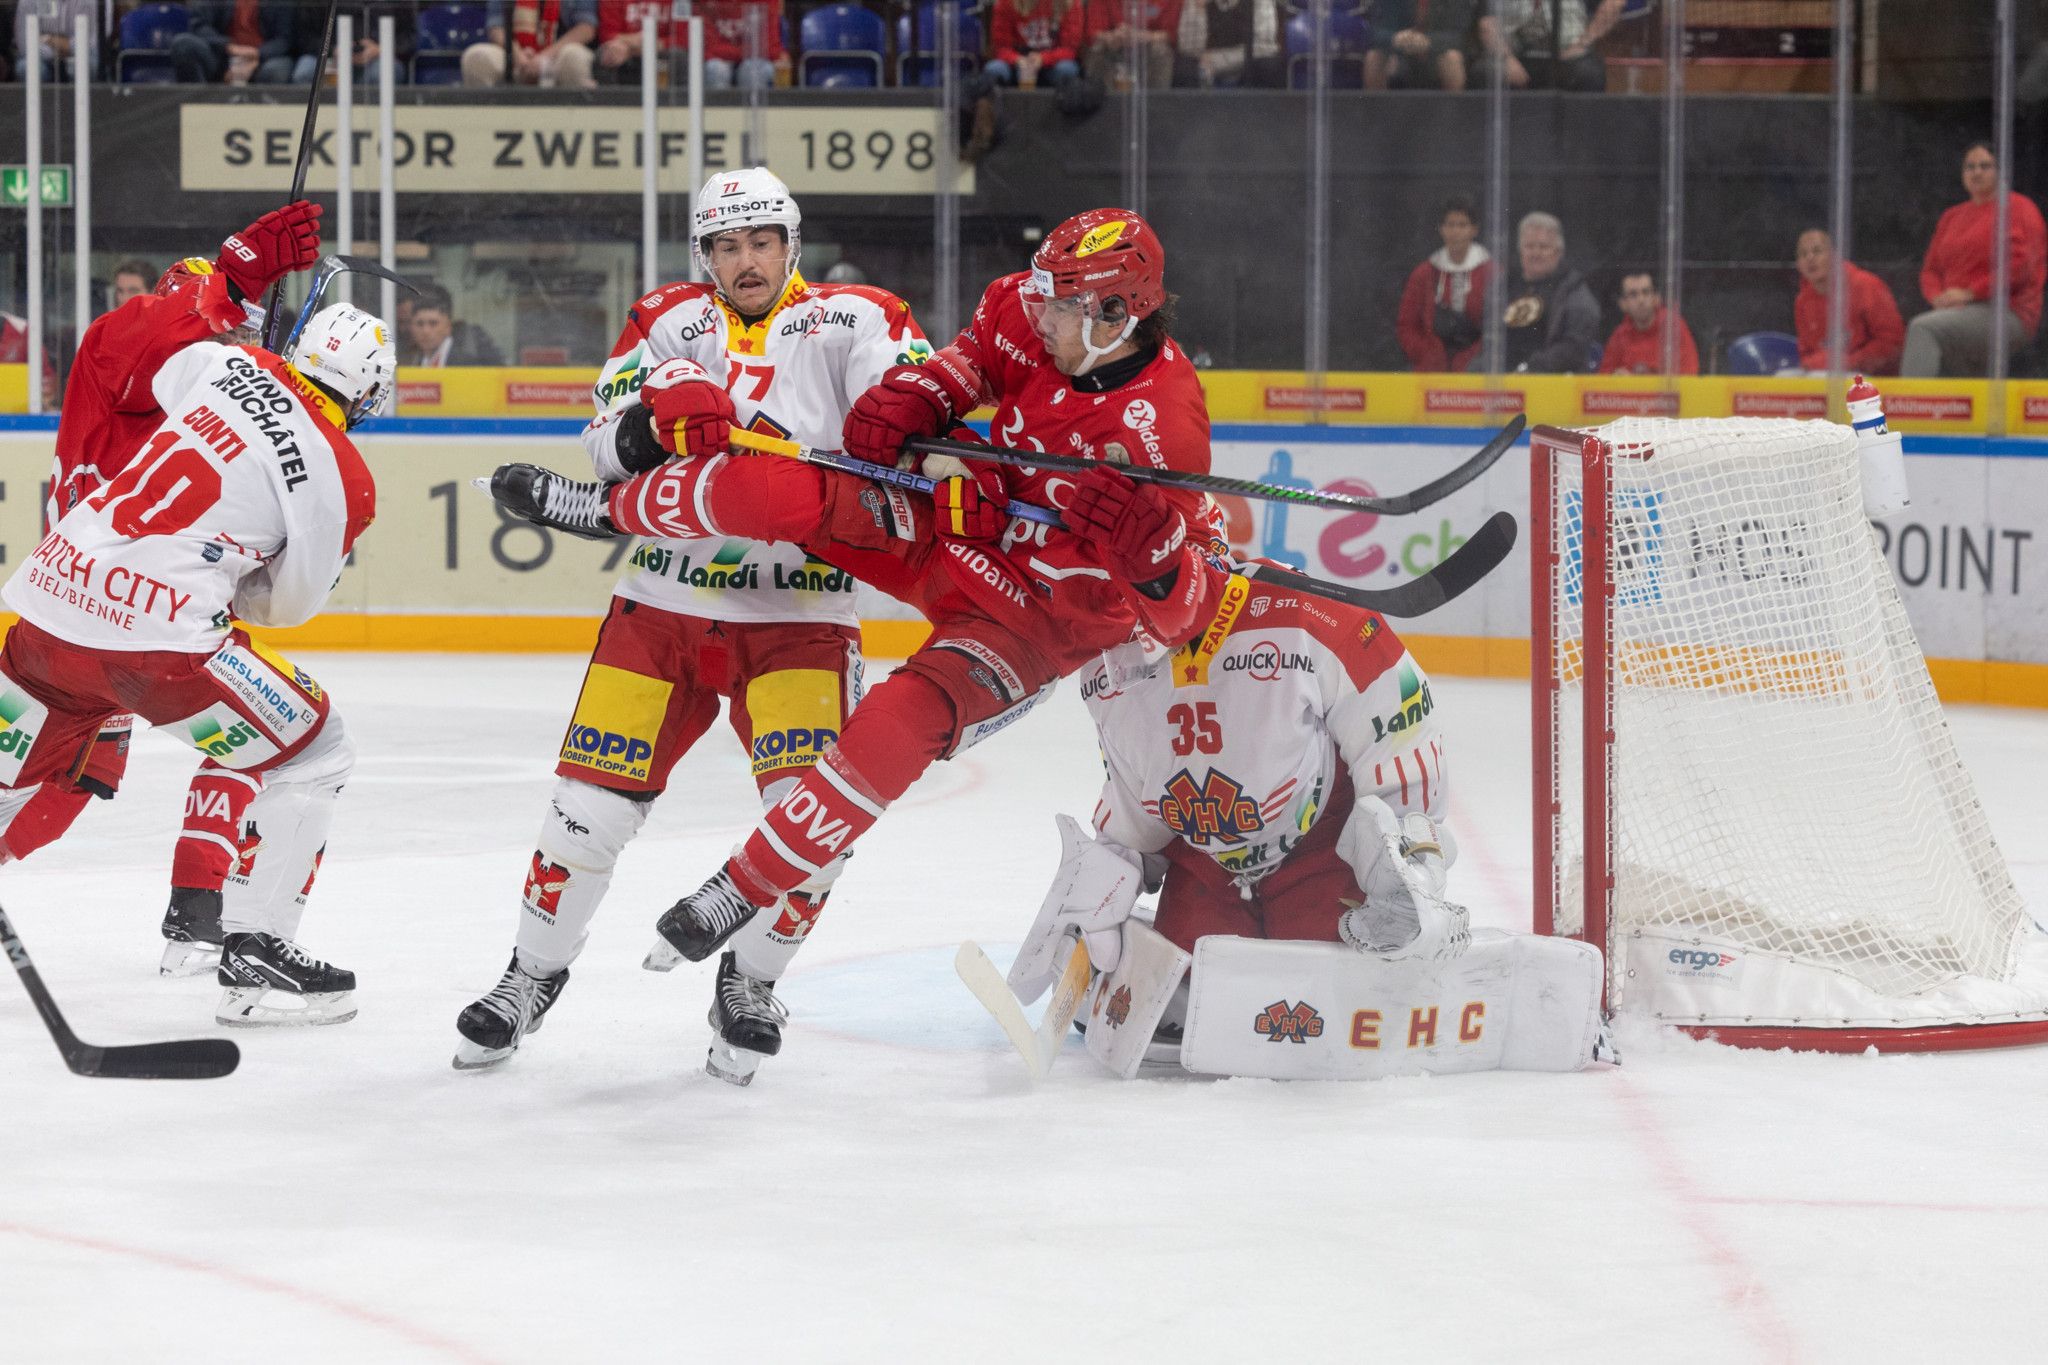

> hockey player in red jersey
[453,168,931,1083]
[1,203,328,979]
[490,210,1233,1049]
[0,301,393,1027]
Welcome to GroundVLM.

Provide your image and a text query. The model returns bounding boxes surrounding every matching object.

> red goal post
[1530,419,2048,1053]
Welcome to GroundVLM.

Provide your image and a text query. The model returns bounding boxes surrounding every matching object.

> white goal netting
[1540,417,2026,1014]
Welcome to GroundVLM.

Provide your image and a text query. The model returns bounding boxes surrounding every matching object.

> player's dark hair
[1134,291,1179,351]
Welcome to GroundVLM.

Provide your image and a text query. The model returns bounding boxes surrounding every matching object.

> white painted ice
[3,653,2046,1364]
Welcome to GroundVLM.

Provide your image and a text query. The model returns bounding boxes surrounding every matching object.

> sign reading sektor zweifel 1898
[178,104,969,197]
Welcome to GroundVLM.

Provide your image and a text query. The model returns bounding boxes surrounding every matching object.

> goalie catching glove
[641,357,736,459]
[1336,796,1470,962]
[1007,814,1148,1003]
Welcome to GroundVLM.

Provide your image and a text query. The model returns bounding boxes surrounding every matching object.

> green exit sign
[0,165,73,208]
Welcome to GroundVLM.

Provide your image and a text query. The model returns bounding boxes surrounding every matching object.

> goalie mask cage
[1531,418,2048,1052]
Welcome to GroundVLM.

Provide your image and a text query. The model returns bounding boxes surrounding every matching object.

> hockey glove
[216,200,323,303]
[642,357,736,458]
[1066,463,1188,594]
[924,437,1008,541]
[844,363,968,465]
[1008,814,1144,1003]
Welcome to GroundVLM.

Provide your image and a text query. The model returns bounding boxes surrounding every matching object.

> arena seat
[800,4,888,88]
[1724,330,1804,376]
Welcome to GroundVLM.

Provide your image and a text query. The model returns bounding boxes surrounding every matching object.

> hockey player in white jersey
[1007,487,1608,1081]
[455,168,930,1082]
[0,303,393,1027]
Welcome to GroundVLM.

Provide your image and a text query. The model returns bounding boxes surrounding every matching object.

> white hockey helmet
[288,303,396,429]
[692,167,802,299]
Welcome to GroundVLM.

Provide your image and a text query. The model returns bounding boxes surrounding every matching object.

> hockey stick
[905,413,1526,517]
[731,430,1517,619]
[281,253,420,355]
[0,905,239,1080]
[954,939,1091,1081]
[261,0,343,352]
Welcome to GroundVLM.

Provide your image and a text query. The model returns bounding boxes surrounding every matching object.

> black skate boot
[487,464,617,540]
[706,950,787,1088]
[216,932,357,1027]
[642,868,765,970]
[453,954,571,1071]
[159,886,224,978]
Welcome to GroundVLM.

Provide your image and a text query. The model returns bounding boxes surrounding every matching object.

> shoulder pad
[628,281,717,327]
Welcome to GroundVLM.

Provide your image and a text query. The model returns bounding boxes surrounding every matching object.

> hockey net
[1532,417,2048,1051]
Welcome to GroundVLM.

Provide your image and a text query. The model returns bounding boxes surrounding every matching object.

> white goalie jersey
[4,342,374,653]
[582,273,929,624]
[1082,573,1450,893]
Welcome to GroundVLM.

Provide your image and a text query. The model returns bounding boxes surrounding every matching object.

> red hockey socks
[170,765,263,892]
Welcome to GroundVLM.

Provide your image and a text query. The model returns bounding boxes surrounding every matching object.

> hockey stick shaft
[0,903,239,1079]
[728,430,1513,618]
[261,0,343,352]
[905,413,1525,517]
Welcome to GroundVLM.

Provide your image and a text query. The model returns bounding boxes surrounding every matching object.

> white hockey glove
[1336,796,1470,963]
[1006,814,1145,1004]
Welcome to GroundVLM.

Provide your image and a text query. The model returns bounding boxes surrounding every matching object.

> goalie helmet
[692,167,802,299]
[288,303,396,430]
[1022,209,1167,373]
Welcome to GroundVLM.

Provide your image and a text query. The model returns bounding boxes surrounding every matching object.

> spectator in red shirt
[1598,271,1698,376]
[1064,0,1180,88]
[1903,141,2048,377]
[1397,195,1493,372]
[595,1,783,87]
[986,0,1079,88]
[1792,228,1904,375]
[463,0,598,88]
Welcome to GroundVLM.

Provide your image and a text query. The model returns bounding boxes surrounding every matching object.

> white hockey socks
[221,715,355,941]
[514,778,652,978]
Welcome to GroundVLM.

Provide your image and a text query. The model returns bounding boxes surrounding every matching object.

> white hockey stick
[954,939,1092,1081]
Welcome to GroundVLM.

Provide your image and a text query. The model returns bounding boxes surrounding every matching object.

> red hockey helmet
[1026,209,1166,322]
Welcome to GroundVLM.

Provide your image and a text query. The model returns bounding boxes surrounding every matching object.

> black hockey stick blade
[1243,510,1519,618]
[905,413,1525,517]
[1,906,239,1080]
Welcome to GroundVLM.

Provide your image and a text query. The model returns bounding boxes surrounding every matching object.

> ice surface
[3,654,2046,1363]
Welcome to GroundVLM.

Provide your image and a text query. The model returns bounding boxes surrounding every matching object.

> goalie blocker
[1074,920,1607,1081]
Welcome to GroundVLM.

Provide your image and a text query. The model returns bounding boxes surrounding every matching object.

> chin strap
[1073,313,1140,376]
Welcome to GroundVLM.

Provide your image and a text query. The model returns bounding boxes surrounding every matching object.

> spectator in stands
[166,1,236,83]
[0,311,60,408]
[1367,0,1474,91]
[1065,0,1180,90]
[1902,142,2048,377]
[698,0,786,88]
[987,0,1080,89]
[464,0,598,88]
[1397,195,1492,372]
[1173,0,1282,89]
[109,260,155,309]
[1476,0,1622,93]
[1503,211,1598,373]
[1598,271,1697,375]
[404,285,505,368]
[14,0,95,81]
[1792,228,1904,376]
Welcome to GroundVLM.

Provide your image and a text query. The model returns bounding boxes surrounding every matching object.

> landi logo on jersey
[189,717,264,761]
[0,691,36,758]
[523,854,570,918]
[1368,660,1434,743]
[1158,768,1264,846]
[1075,221,1128,257]
[1255,999,1324,1043]
[594,344,648,406]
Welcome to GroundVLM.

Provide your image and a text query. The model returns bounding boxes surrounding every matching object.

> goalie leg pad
[1179,930,1605,1081]
[514,777,653,977]
[1082,920,1193,1079]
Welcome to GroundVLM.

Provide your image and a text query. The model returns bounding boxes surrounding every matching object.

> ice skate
[159,887,224,977]
[452,954,570,1071]
[705,950,787,1087]
[486,464,617,540]
[215,933,358,1027]
[644,868,762,968]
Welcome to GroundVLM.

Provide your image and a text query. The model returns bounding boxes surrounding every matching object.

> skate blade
[216,986,358,1028]
[160,940,223,978]
[451,1038,516,1071]
[643,938,684,972]
[705,1039,766,1087]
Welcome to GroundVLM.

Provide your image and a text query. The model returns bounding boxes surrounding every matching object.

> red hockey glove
[932,462,1009,541]
[1066,463,1189,589]
[642,357,736,458]
[843,365,954,465]
[216,200,323,302]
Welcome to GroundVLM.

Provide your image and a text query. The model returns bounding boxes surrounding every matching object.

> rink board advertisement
[0,427,2044,699]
